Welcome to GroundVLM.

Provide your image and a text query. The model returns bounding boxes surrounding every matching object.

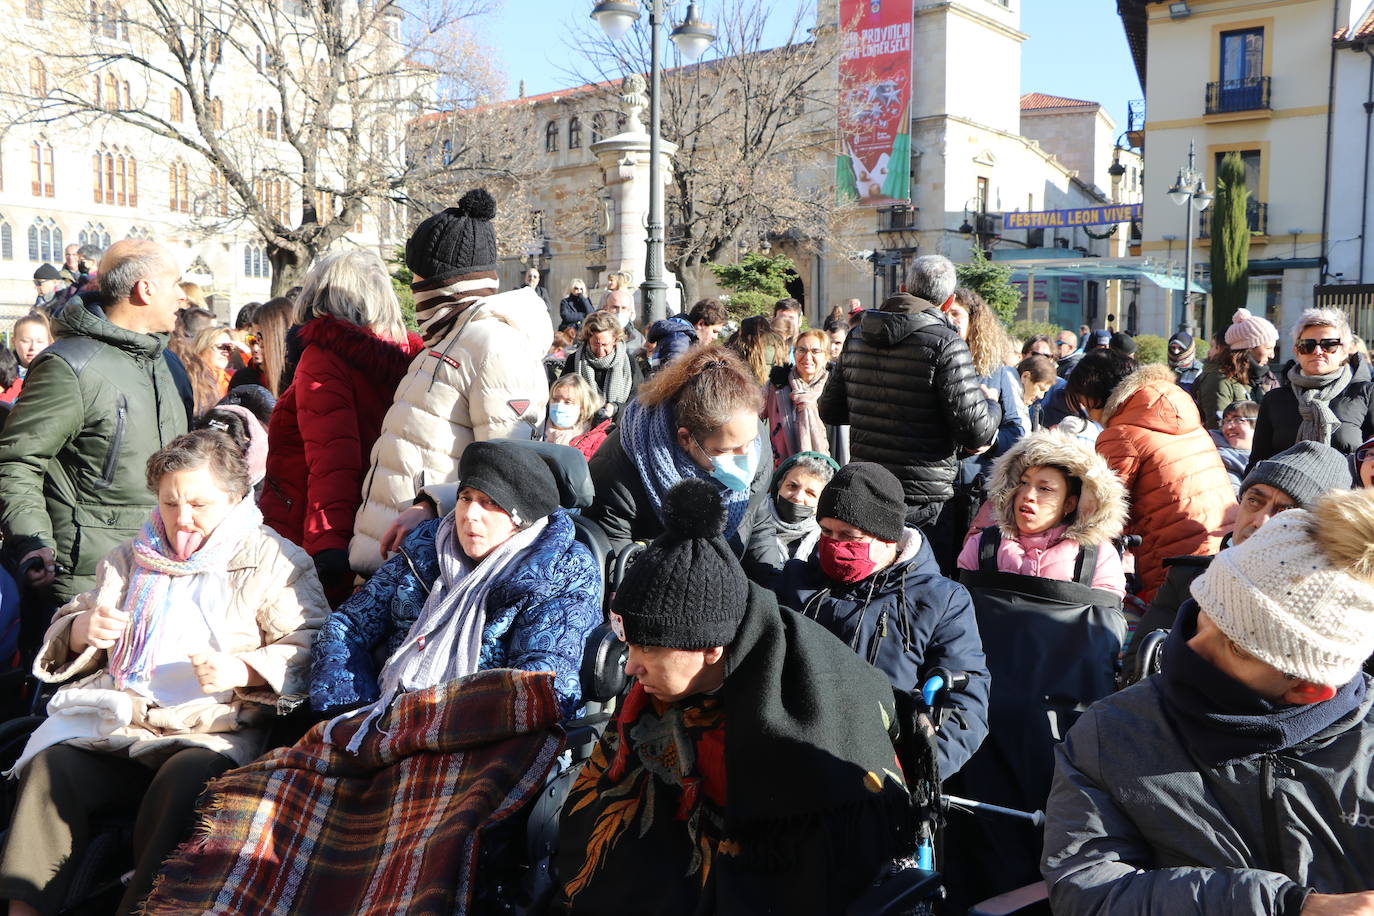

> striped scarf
[573,342,634,407]
[412,271,499,348]
[107,497,262,690]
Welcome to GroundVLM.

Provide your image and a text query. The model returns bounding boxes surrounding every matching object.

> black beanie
[613,479,749,650]
[816,462,906,542]
[406,188,498,284]
[458,440,560,528]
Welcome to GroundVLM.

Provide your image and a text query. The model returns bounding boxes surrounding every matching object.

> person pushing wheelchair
[557,478,911,915]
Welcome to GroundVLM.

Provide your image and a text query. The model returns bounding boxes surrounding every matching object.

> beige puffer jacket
[349,286,552,573]
[34,524,328,766]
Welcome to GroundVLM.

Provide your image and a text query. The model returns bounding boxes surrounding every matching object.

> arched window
[0,220,12,261]
[28,59,46,96]
[169,159,189,212]
[27,217,61,262]
[127,153,137,206]
[30,141,54,197]
[79,223,110,249]
[103,73,118,109]
[100,2,116,37]
[265,108,277,139]
[209,170,229,217]
[169,87,183,122]
[568,116,582,150]
[544,120,558,153]
[591,112,606,143]
[126,225,152,240]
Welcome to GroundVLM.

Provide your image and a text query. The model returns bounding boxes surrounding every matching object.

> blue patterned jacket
[309,508,602,718]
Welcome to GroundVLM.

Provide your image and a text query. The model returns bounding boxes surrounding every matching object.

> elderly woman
[1249,308,1374,466]
[765,328,837,465]
[560,310,642,420]
[0,430,327,916]
[541,373,614,459]
[261,250,423,605]
[765,450,838,560]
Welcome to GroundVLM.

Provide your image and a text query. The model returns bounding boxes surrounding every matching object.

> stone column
[590,74,681,319]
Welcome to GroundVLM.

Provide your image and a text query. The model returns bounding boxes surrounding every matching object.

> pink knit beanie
[1225,308,1279,351]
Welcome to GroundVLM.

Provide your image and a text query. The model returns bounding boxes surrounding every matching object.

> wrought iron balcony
[1199,200,1268,238]
[877,204,918,233]
[1205,76,1270,115]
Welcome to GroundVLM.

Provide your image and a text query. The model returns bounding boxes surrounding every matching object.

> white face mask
[614,310,632,329]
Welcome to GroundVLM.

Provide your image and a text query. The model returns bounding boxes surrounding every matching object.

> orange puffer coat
[1096,364,1236,600]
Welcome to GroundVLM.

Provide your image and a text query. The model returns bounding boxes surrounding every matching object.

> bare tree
[562,0,849,305]
[3,0,511,294]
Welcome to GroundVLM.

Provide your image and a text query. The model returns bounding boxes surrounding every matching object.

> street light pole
[591,0,715,325]
[1168,139,1213,333]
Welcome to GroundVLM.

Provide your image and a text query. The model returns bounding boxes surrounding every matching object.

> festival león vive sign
[1003,204,1143,230]
[836,0,913,207]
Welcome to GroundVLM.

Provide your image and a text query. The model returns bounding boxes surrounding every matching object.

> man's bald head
[99,240,178,305]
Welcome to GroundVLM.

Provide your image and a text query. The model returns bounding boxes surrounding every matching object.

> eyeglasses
[1296,338,1342,355]
[795,347,827,357]
[1221,415,1255,427]
[1357,447,1374,465]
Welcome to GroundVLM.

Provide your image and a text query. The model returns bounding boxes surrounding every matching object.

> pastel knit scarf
[618,398,752,538]
[412,271,499,348]
[107,498,262,690]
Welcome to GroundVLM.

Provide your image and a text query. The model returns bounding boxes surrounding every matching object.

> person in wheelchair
[0,429,328,916]
[775,462,989,781]
[1123,440,1350,670]
[557,478,910,915]
[955,429,1128,594]
[1043,488,1374,916]
[309,439,602,723]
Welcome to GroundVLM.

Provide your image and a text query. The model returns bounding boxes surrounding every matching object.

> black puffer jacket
[818,296,997,516]
[1248,368,1374,467]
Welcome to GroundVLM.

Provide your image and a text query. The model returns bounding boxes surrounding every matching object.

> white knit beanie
[1191,507,1374,686]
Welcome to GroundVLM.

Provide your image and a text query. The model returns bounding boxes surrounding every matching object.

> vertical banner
[836,0,913,206]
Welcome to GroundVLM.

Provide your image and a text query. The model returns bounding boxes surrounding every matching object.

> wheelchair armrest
[845,867,942,915]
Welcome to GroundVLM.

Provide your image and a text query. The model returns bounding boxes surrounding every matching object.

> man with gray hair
[819,253,996,530]
[0,239,188,613]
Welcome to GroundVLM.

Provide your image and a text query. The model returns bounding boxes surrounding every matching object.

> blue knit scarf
[617,398,753,538]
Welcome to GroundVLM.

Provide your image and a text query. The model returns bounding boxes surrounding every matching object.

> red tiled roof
[1337,4,1374,41]
[1020,92,1099,111]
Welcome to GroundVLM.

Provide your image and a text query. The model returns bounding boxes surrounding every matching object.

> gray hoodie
[1042,675,1374,916]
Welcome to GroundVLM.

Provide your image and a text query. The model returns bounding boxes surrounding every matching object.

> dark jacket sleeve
[740,453,784,587]
[586,431,640,552]
[925,581,990,780]
[1246,388,1282,471]
[1042,704,1303,916]
[818,358,850,426]
[936,337,997,452]
[0,355,82,559]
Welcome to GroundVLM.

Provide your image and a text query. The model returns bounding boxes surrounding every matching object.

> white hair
[1291,308,1352,345]
[905,255,958,306]
[296,249,407,343]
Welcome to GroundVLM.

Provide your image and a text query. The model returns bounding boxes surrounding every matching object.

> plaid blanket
[143,669,563,916]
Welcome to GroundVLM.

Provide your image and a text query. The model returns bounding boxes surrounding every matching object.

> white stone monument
[590,73,681,317]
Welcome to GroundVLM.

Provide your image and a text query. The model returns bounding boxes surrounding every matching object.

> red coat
[262,316,422,559]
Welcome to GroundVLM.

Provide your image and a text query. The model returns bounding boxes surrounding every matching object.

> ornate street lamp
[591,0,716,323]
[1167,139,1213,333]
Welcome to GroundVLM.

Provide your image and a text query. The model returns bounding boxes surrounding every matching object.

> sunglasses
[1296,338,1342,355]
[215,343,236,354]
[1358,447,1374,465]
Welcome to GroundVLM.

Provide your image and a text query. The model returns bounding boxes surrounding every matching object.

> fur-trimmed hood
[1100,363,1204,435]
[986,430,1129,546]
[298,314,423,376]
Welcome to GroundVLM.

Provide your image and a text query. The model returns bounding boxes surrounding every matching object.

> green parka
[0,304,186,603]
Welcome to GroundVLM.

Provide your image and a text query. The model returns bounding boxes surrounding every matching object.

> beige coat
[34,524,328,766]
[350,286,552,573]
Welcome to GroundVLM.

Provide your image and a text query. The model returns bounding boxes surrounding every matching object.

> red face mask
[818,537,879,584]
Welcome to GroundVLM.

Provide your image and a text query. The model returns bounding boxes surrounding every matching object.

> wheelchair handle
[944,794,1045,827]
[919,668,969,707]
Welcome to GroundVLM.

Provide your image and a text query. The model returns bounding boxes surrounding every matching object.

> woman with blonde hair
[561,310,642,419]
[186,325,236,416]
[540,374,614,459]
[764,328,837,464]
[261,249,423,605]
[230,296,294,396]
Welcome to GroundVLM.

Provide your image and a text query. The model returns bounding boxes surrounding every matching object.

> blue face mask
[697,436,757,492]
[548,403,580,429]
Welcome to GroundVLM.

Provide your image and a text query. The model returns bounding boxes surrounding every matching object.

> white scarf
[327,513,549,752]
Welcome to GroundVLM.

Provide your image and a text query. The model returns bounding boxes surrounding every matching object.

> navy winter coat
[775,531,990,779]
[309,508,601,718]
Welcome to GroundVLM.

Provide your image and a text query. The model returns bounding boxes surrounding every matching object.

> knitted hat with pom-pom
[612,478,749,650]
[1191,488,1374,686]
[405,188,498,284]
[1225,307,1279,351]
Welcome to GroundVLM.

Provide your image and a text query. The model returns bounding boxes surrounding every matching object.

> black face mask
[774,496,815,525]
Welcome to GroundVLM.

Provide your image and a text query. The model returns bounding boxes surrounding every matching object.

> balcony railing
[877,204,918,233]
[1205,76,1271,115]
[1199,200,1268,238]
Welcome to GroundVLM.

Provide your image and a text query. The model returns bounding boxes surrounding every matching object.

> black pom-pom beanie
[612,478,749,649]
[816,462,906,542]
[406,188,498,284]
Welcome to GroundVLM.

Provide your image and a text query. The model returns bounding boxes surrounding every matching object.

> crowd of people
[0,187,1368,916]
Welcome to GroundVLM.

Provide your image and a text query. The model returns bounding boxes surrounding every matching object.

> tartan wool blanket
[142,668,564,916]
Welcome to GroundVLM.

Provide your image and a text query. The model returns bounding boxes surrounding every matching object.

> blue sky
[486,0,1143,132]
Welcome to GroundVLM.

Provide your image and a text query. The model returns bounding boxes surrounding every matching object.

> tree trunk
[676,259,709,314]
[269,243,310,299]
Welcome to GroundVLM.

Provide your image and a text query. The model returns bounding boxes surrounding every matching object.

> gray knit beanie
[1239,441,1351,509]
